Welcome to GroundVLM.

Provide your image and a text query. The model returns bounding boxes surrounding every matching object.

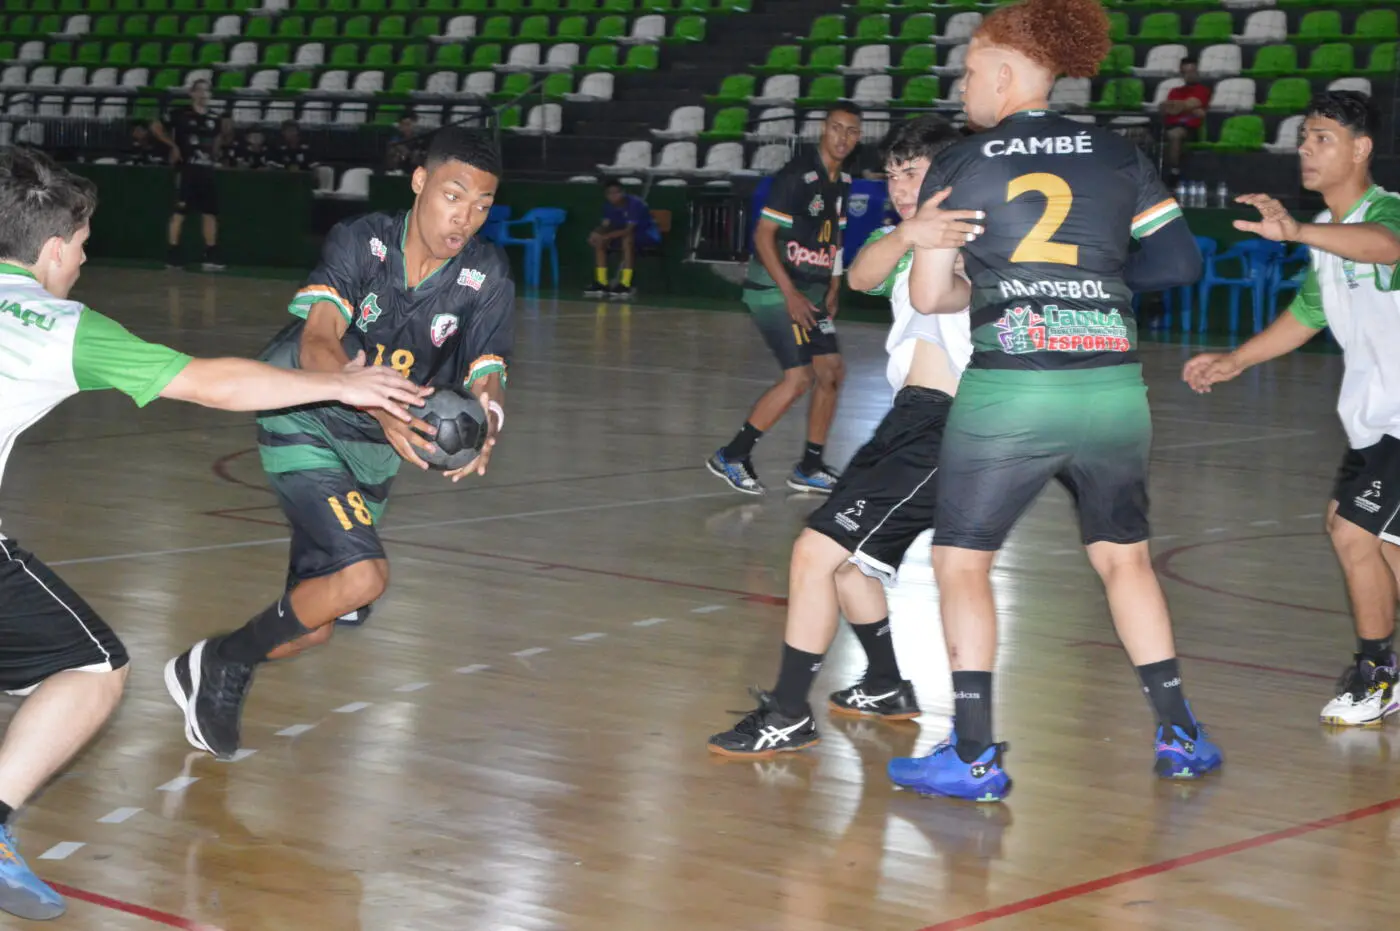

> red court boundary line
[1065,639,1333,681]
[1153,532,1350,618]
[49,881,221,930]
[916,794,1400,930]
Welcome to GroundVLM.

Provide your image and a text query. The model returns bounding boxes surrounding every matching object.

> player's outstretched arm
[161,353,429,418]
[1235,194,1400,266]
[1182,312,1320,394]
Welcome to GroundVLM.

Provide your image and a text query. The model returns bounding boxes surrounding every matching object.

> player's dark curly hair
[0,146,97,264]
[1305,90,1379,139]
[424,126,504,178]
[879,114,964,167]
[978,0,1111,78]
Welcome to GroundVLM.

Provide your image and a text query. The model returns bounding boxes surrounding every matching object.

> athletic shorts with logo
[1333,434,1400,543]
[743,281,839,370]
[934,365,1152,551]
[0,540,128,695]
[808,386,951,582]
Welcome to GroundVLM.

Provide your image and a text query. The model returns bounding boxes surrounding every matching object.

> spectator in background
[122,122,166,166]
[1160,58,1211,186]
[276,120,312,171]
[233,129,273,169]
[385,115,418,173]
[585,178,660,300]
[149,78,224,271]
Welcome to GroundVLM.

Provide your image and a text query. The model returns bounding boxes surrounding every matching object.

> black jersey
[164,106,221,168]
[258,211,514,445]
[920,110,1182,372]
[746,148,849,291]
[276,141,312,171]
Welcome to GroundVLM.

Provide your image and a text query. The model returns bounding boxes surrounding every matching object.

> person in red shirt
[1161,58,1211,184]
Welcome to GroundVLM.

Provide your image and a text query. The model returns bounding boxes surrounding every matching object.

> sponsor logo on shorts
[369,237,387,263]
[1355,479,1384,514]
[835,499,865,532]
[816,317,836,335]
[786,242,835,270]
[355,293,383,332]
[458,268,486,290]
[430,313,459,347]
[995,305,1130,354]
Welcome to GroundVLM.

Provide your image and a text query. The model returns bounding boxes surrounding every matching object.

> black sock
[771,643,823,717]
[166,244,180,264]
[0,801,14,826]
[722,422,763,461]
[216,595,313,665]
[851,618,901,684]
[952,671,993,763]
[801,441,824,472]
[1137,658,1196,736]
[1358,634,1395,665]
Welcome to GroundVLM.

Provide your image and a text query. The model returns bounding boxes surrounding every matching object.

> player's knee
[299,624,336,650]
[1329,516,1379,565]
[815,357,845,390]
[333,559,389,614]
[1085,541,1152,580]
[781,366,815,397]
[792,528,846,574]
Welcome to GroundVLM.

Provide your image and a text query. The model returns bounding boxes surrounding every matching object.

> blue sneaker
[706,449,764,495]
[1154,721,1223,780]
[0,825,65,920]
[786,463,839,494]
[888,732,1012,803]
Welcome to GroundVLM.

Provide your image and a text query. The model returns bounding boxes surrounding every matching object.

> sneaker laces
[214,661,254,712]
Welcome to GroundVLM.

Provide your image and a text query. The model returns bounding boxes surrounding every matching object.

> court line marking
[155,776,198,793]
[512,647,549,658]
[454,664,491,674]
[332,702,371,714]
[633,618,668,627]
[691,605,725,614]
[275,724,316,737]
[97,807,142,824]
[571,633,607,642]
[915,794,1400,930]
[49,880,224,931]
[394,682,431,692]
[224,749,257,763]
[1153,428,1314,451]
[1153,532,1351,618]
[38,841,84,860]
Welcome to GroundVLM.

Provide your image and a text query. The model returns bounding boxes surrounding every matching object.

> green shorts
[742,281,839,371]
[933,365,1152,551]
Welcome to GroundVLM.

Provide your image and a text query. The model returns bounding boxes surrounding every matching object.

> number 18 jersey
[919,110,1181,372]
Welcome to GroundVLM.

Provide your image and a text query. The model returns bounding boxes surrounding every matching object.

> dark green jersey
[745,148,849,291]
[919,110,1182,372]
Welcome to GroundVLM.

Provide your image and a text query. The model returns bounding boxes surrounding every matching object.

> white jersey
[862,226,973,393]
[0,264,191,535]
[1287,186,1400,450]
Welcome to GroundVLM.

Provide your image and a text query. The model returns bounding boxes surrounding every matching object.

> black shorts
[744,282,840,371]
[175,166,218,216]
[934,366,1152,551]
[267,468,391,582]
[0,539,128,696]
[1333,435,1400,543]
[808,386,950,582]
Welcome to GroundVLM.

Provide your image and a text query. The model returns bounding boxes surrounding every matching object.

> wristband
[487,400,505,431]
[832,250,844,277]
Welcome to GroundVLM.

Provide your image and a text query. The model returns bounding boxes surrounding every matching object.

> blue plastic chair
[497,207,566,289]
[1156,235,1216,333]
[1266,243,1309,319]
[478,205,512,245]
[1198,239,1283,334]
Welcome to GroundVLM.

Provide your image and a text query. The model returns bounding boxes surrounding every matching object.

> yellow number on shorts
[327,491,374,531]
[372,344,416,378]
[817,219,832,244]
[1006,172,1079,266]
[791,323,810,345]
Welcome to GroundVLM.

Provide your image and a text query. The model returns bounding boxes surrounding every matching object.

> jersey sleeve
[857,226,904,297]
[1287,266,1327,329]
[917,142,978,212]
[288,221,361,324]
[71,308,192,407]
[1364,195,1400,292]
[759,171,805,230]
[460,255,515,389]
[1128,147,1184,240]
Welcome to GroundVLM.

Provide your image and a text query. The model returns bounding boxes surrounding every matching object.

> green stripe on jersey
[1131,202,1182,239]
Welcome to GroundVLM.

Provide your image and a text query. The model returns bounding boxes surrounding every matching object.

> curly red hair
[976,0,1111,78]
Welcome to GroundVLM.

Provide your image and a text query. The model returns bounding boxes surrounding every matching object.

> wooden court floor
[2,266,1391,930]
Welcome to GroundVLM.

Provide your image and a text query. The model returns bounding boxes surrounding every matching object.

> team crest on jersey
[458,268,486,290]
[808,194,825,217]
[369,237,387,263]
[803,171,819,184]
[430,313,459,347]
[848,193,868,217]
[355,293,383,332]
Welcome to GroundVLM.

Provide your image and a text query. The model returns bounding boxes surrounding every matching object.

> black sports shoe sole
[706,735,820,760]
[828,699,922,721]
[164,643,213,756]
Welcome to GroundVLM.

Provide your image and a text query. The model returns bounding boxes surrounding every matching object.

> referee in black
[151,79,225,271]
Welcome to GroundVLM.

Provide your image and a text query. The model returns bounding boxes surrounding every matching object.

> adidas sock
[1358,634,1395,666]
[801,442,825,473]
[1137,658,1196,737]
[952,671,993,763]
[0,801,13,826]
[217,596,314,665]
[722,422,763,461]
[772,643,823,717]
[594,267,608,286]
[620,268,634,288]
[851,618,901,684]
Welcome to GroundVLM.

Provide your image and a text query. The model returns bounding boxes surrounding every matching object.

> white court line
[1250,520,1281,527]
[633,618,667,627]
[49,491,734,568]
[157,776,199,793]
[333,702,371,714]
[394,682,431,692]
[571,633,607,642]
[1154,429,1314,452]
[276,724,316,737]
[1204,528,1227,534]
[97,807,142,824]
[454,664,491,674]
[1296,513,1323,520]
[1154,534,1180,542]
[691,605,725,614]
[512,647,549,658]
[38,842,84,861]
[224,749,257,762]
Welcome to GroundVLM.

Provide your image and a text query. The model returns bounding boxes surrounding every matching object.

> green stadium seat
[92,13,118,34]
[804,14,844,43]
[121,13,148,34]
[897,12,935,42]
[797,74,844,106]
[399,44,425,65]
[1354,9,1398,40]
[433,43,464,65]
[135,40,161,63]
[671,14,704,41]
[1363,41,1395,75]
[1100,44,1133,75]
[1107,11,1127,42]
[1091,75,1142,110]
[895,74,938,106]
[261,42,289,64]
[622,44,658,69]
[275,15,304,37]
[48,41,73,63]
[388,71,417,93]
[496,106,522,130]
[1302,42,1354,77]
[591,14,625,41]
[104,40,131,64]
[565,0,595,9]
[679,0,710,11]
[717,0,748,10]
[542,71,571,97]
[284,70,311,91]
[556,14,588,39]
[892,43,936,73]
[152,67,181,88]
[343,15,369,36]
[497,0,525,10]
[329,42,357,64]
[807,44,845,72]
[308,14,335,36]
[357,0,384,9]
[581,43,616,68]
[706,72,754,104]
[1293,10,1341,41]
[1134,12,1180,41]
[493,72,531,100]
[76,40,102,64]
[243,16,271,37]
[363,43,392,65]
[849,13,889,43]
[529,0,561,9]
[376,13,405,36]
[1196,114,1264,152]
[166,41,192,64]
[640,0,668,10]
[480,14,511,38]
[179,13,206,35]
[1256,76,1311,114]
[143,0,168,11]
[390,0,412,11]
[518,14,550,39]
[469,42,501,67]
[757,44,800,73]
[1188,10,1231,42]
[197,42,222,65]
[1245,44,1296,77]
[410,15,439,37]
[699,106,745,141]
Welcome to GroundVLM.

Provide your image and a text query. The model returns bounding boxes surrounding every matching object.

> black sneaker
[829,678,921,721]
[583,283,608,298]
[164,637,255,760]
[707,690,819,758]
[606,283,635,301]
[336,602,373,627]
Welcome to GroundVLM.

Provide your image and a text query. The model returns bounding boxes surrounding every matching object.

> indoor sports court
[4,266,1386,930]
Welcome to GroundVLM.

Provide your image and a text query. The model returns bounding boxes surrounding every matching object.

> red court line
[50,881,221,930]
[1066,639,1333,681]
[1153,532,1350,619]
[916,794,1400,930]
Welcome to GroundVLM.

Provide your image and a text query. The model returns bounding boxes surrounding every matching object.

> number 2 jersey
[745,148,850,293]
[256,211,514,482]
[920,110,1182,372]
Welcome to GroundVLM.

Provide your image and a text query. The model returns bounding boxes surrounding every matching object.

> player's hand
[587,231,604,248]
[1181,352,1243,393]
[783,288,818,330]
[900,188,985,250]
[444,390,502,482]
[336,351,433,423]
[1233,194,1300,242]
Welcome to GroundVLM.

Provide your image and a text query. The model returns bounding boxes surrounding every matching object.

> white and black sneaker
[707,690,819,758]
[1320,653,1400,727]
[583,283,608,299]
[165,637,255,760]
[336,602,374,627]
[829,678,921,721]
